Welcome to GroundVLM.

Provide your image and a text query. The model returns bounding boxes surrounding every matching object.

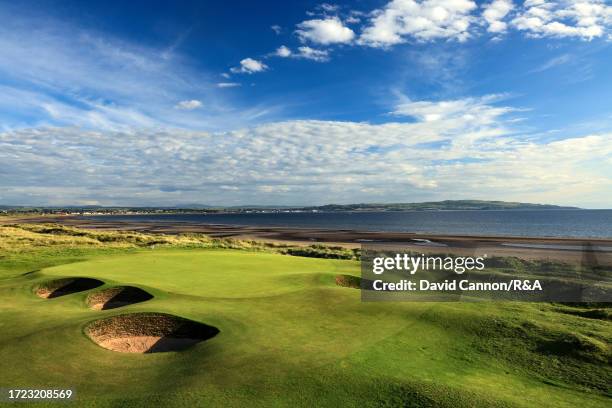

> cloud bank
[356,0,611,47]
[359,0,477,46]
[1,96,610,207]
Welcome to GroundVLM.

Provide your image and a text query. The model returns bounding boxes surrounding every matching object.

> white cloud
[354,0,610,47]
[230,57,268,74]
[296,17,355,44]
[175,100,203,110]
[483,0,514,33]
[392,94,514,124]
[512,0,611,40]
[271,24,282,34]
[405,48,469,91]
[359,0,478,47]
[320,3,340,13]
[272,46,330,62]
[0,9,274,132]
[2,95,609,207]
[297,46,330,61]
[347,10,365,24]
[217,82,241,88]
[275,45,292,57]
[530,53,572,72]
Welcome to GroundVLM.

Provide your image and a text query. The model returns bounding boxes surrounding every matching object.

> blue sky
[1,0,611,207]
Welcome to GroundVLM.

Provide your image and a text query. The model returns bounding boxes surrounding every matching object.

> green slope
[0,249,609,407]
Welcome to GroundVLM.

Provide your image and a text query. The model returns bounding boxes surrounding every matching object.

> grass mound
[35,277,104,298]
[534,329,609,362]
[281,245,360,260]
[472,316,611,394]
[556,307,611,321]
[335,274,361,289]
[370,378,506,408]
[85,312,220,353]
[86,286,154,310]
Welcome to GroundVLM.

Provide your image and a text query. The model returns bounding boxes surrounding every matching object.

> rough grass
[555,307,611,321]
[1,223,214,250]
[0,223,359,259]
[281,244,360,260]
[335,274,362,289]
[467,313,611,394]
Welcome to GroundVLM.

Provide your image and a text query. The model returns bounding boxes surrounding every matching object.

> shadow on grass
[36,277,104,298]
[87,286,154,310]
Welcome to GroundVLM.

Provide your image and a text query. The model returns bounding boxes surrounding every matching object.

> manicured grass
[0,232,610,406]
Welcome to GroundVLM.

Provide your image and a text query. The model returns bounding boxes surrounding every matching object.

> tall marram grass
[0,223,360,259]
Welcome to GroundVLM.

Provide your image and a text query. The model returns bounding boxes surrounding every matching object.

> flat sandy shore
[6,214,612,264]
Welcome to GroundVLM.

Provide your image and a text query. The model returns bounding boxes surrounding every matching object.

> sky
[0,0,611,208]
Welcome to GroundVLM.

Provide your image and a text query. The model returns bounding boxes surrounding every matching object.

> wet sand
[8,215,612,264]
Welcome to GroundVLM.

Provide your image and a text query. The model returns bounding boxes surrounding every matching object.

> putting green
[0,248,609,407]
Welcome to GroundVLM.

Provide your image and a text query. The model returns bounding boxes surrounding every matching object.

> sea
[83,209,612,239]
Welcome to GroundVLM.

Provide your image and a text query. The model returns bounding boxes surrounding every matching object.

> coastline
[7,214,612,263]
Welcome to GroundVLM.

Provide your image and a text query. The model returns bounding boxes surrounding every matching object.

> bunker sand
[35,277,104,298]
[85,312,220,353]
[86,286,153,310]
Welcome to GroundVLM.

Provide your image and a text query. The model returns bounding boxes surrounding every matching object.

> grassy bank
[0,223,358,278]
[0,223,609,407]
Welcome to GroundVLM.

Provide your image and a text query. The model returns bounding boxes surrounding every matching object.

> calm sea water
[84,209,612,239]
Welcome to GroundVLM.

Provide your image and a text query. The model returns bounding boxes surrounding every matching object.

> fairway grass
[0,243,610,406]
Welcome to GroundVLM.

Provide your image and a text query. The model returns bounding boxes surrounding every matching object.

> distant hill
[1,200,580,214]
[297,200,580,212]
